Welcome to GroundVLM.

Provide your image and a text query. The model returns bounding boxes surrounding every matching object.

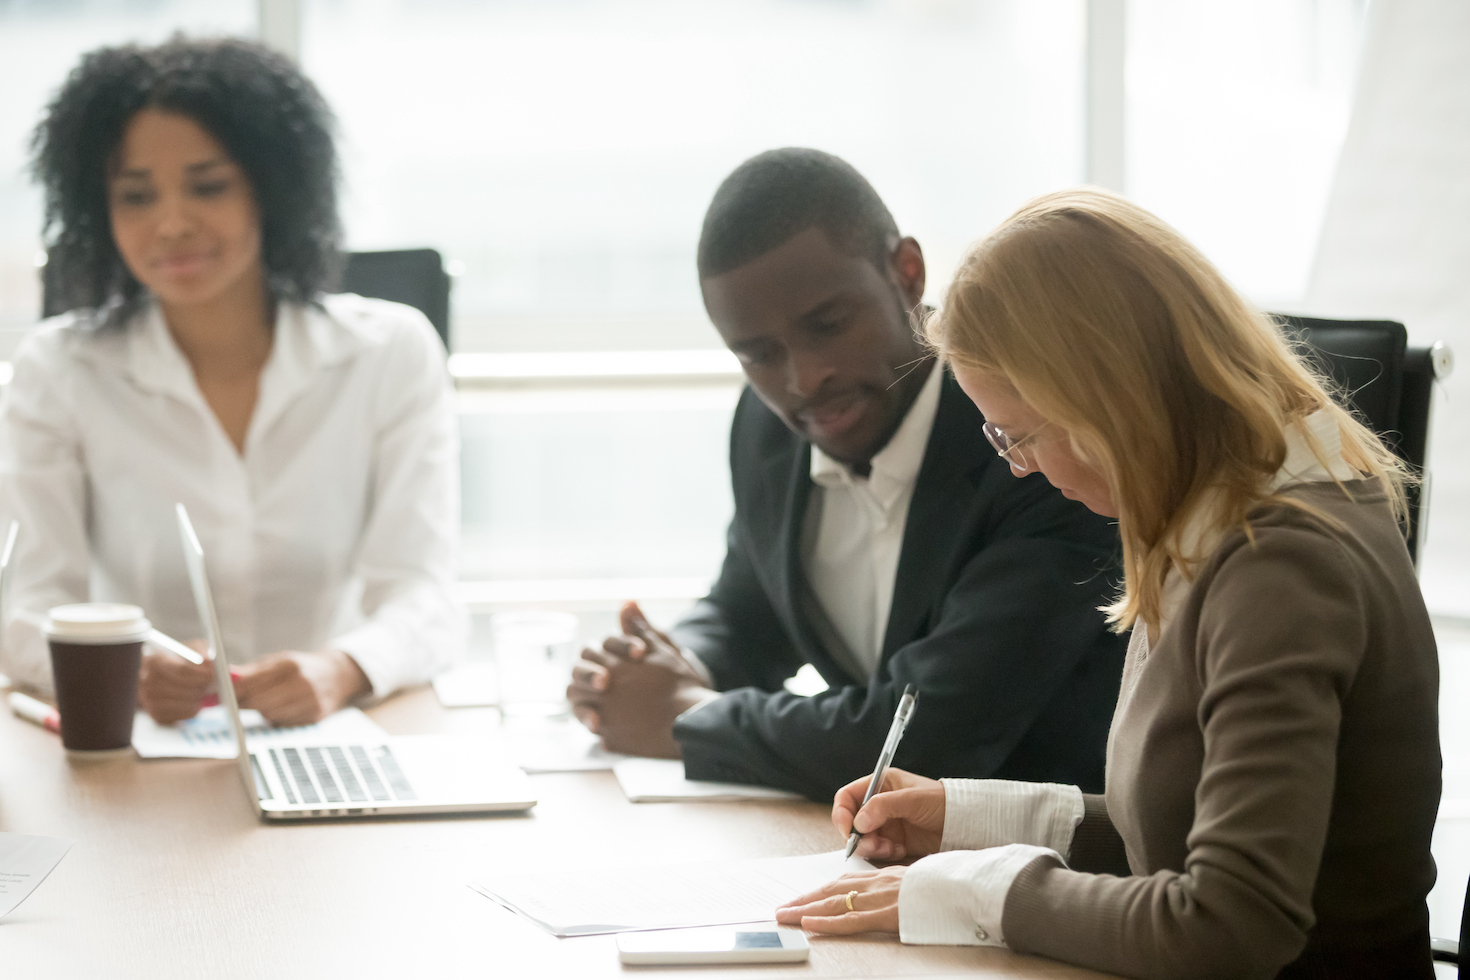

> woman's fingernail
[200,694,219,708]
[229,669,242,681]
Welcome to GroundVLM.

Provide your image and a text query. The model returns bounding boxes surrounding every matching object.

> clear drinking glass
[491,611,579,718]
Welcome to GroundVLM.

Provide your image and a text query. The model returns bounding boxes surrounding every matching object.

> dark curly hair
[31,35,341,321]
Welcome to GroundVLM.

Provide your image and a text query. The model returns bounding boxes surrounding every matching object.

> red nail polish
[200,694,220,708]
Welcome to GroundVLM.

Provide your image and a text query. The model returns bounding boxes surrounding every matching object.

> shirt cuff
[330,624,405,698]
[939,778,1084,856]
[675,690,723,723]
[681,647,715,687]
[899,844,1057,947]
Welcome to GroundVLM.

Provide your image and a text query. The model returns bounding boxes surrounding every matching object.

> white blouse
[0,294,465,698]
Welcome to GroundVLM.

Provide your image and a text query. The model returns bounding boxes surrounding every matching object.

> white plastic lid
[45,603,151,643]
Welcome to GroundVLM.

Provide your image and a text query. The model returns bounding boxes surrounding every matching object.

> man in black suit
[568,148,1126,801]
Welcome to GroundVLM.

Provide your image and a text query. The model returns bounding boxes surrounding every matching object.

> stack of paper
[0,833,73,920]
[472,850,873,936]
[613,757,805,803]
[130,706,387,759]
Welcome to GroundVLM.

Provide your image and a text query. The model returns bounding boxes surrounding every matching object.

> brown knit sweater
[1002,480,1441,979]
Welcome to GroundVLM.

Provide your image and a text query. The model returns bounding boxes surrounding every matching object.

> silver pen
[844,683,919,860]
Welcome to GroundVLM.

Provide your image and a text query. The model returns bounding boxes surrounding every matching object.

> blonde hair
[927,188,1409,631]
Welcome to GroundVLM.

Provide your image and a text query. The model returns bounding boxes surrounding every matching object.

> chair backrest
[339,248,451,351]
[1273,314,1445,565]
[38,246,453,352]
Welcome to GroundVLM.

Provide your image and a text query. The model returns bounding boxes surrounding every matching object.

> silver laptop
[175,503,536,821]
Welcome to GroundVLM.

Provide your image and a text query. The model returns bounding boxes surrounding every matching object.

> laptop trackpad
[384,734,536,808]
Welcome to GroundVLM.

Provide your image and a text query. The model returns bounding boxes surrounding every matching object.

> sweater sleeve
[996,525,1369,980]
[1068,794,1132,876]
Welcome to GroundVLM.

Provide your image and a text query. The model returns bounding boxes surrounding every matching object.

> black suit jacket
[670,370,1128,800]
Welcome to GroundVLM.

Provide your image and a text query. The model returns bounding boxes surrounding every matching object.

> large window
[1127,0,1368,306]
[302,0,1088,354]
[301,0,1091,591]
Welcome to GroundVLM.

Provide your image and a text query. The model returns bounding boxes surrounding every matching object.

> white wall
[1304,0,1470,617]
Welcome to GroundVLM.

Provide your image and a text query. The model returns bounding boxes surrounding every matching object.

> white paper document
[131,705,387,759]
[472,849,874,937]
[501,718,629,773]
[0,833,73,919]
[614,757,805,802]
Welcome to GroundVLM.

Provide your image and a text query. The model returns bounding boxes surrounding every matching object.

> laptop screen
[175,503,262,817]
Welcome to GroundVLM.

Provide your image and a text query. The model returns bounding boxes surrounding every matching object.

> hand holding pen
[833,687,948,862]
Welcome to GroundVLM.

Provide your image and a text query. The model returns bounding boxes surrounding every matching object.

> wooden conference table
[0,686,1116,979]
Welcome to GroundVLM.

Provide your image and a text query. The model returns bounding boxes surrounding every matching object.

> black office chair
[1274,315,1454,567]
[39,246,453,352]
[339,248,452,351]
[1278,316,1460,973]
[1431,878,1467,973]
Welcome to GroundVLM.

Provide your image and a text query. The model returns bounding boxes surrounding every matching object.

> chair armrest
[1431,936,1458,963]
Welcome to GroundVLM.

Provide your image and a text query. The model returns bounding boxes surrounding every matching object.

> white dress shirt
[0,294,466,698]
[801,362,944,677]
[896,408,1360,948]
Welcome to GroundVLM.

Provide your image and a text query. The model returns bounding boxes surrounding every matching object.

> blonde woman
[775,189,1440,979]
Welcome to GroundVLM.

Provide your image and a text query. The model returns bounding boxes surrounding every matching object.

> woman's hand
[833,767,946,861]
[138,645,214,723]
[233,650,369,726]
[775,866,907,935]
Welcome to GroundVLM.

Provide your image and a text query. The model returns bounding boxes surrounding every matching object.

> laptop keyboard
[255,745,417,806]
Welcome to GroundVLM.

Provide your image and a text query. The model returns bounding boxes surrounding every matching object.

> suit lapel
[879,370,992,659]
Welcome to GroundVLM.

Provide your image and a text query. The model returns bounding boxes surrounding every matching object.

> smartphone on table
[616,924,810,965]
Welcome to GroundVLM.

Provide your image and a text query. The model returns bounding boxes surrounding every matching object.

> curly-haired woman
[775,189,1440,978]
[1,37,464,725]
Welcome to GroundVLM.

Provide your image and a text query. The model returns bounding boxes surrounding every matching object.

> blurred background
[1,0,1468,939]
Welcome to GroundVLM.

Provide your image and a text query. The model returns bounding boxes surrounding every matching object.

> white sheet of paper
[472,849,873,936]
[614,757,805,802]
[0,833,73,919]
[130,705,387,759]
[501,718,629,773]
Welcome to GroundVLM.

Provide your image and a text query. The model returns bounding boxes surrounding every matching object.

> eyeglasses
[982,420,1050,472]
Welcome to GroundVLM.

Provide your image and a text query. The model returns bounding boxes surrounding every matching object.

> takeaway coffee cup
[46,603,151,759]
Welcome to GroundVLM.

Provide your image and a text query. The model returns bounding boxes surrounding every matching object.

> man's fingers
[619,601,675,657]
[598,637,644,661]
[570,658,608,690]
[566,678,602,704]
[572,705,601,734]
[619,600,648,639]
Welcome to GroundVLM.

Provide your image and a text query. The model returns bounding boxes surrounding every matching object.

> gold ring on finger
[845,890,858,912]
